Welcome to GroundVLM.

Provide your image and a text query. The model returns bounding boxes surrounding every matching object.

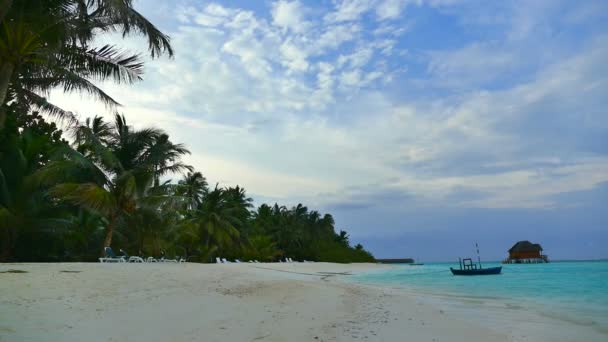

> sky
[52,0,608,261]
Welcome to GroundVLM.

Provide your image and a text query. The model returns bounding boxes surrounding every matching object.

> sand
[0,262,603,341]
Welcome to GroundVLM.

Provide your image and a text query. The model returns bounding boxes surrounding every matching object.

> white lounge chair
[99,247,126,263]
[254,260,260,263]
[119,249,145,263]
[216,257,222,264]
[222,258,231,263]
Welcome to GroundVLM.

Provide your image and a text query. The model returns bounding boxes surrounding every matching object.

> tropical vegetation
[0,0,374,263]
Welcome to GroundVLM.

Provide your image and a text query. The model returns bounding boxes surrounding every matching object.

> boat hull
[450,266,502,275]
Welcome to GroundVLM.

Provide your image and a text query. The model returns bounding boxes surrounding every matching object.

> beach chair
[159,250,178,263]
[160,257,178,263]
[254,260,260,263]
[235,259,242,263]
[222,258,231,263]
[216,257,222,264]
[119,249,145,263]
[99,247,126,263]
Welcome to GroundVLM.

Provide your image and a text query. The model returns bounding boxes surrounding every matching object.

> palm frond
[16,89,78,124]
[51,182,116,216]
[32,146,110,188]
[156,162,193,177]
[63,44,143,83]
[53,67,120,106]
[86,0,173,58]
[71,121,122,172]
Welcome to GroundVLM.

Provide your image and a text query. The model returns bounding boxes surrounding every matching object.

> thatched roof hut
[506,240,547,263]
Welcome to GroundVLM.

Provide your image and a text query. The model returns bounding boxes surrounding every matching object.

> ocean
[352,260,608,334]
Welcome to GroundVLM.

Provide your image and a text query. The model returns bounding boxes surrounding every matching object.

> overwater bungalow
[503,240,549,264]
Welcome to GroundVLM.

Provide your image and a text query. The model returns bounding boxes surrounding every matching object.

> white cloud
[271,0,309,33]
[194,13,225,27]
[280,40,309,72]
[376,0,406,20]
[49,0,608,215]
[205,3,232,17]
[314,24,361,53]
[338,47,374,68]
[325,0,375,23]
[426,42,517,87]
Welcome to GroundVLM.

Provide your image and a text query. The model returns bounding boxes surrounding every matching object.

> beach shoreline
[1,262,605,341]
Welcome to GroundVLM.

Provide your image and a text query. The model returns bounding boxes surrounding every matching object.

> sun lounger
[99,247,126,263]
[222,258,231,263]
[235,259,242,263]
[254,260,260,263]
[216,257,222,264]
[158,250,179,263]
[119,249,145,263]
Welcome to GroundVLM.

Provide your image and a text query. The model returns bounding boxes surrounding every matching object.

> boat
[450,260,502,275]
[409,263,424,266]
[450,243,502,276]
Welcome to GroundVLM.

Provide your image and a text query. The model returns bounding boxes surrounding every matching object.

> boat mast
[476,242,482,268]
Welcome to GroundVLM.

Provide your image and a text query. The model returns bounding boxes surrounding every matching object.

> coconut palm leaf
[51,182,115,216]
[63,44,143,83]
[85,0,173,57]
[15,89,77,124]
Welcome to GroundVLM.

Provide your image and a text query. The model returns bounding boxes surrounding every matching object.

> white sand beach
[0,263,604,342]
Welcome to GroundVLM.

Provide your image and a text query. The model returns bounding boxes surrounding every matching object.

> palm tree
[0,128,64,261]
[335,230,350,247]
[177,172,208,211]
[0,0,173,129]
[44,114,190,252]
[145,133,192,187]
[190,186,242,257]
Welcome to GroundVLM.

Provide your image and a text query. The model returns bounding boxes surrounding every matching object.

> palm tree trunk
[0,0,12,25]
[102,214,117,253]
[0,62,14,105]
[0,62,15,130]
[0,227,13,262]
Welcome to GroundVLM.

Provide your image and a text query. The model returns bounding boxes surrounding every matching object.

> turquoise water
[353,261,608,330]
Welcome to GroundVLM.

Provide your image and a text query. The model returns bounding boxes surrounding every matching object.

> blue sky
[54,0,608,261]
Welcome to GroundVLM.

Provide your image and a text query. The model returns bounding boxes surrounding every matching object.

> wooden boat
[450,263,502,275]
[451,243,502,276]
[409,263,424,266]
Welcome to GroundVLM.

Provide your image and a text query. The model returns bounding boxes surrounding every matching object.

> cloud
[376,0,407,20]
[325,0,375,23]
[271,0,310,33]
[49,0,608,219]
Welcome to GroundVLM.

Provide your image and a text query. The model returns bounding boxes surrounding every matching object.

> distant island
[376,258,415,264]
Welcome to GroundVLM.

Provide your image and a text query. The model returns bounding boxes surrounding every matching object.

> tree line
[0,1,375,263]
